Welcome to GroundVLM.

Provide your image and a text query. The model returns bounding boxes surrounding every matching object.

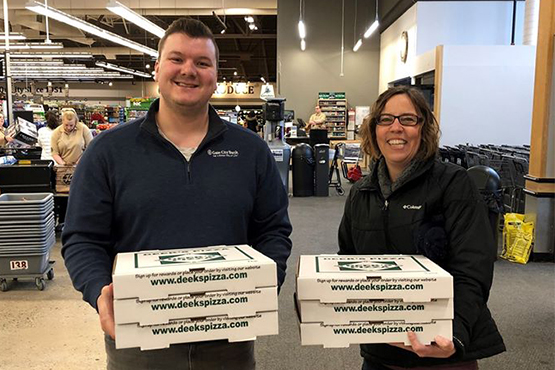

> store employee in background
[306,105,327,132]
[61,17,292,370]
[51,109,93,165]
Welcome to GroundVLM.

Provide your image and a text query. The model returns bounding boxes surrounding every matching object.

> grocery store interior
[0,0,554,369]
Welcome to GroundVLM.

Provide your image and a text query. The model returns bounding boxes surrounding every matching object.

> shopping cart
[328,142,364,196]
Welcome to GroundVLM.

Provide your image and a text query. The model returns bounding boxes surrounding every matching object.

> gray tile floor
[0,186,553,369]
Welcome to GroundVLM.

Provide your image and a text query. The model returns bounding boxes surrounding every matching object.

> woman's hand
[390,331,455,358]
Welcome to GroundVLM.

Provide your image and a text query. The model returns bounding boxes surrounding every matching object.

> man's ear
[154,61,160,82]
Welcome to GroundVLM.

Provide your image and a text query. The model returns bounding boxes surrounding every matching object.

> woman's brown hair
[359,86,440,161]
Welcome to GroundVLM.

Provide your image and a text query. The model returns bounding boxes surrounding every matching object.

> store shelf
[318,96,347,139]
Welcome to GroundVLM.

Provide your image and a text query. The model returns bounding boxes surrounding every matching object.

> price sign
[10,260,29,271]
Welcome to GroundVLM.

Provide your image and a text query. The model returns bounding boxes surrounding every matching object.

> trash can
[467,165,504,253]
[314,144,329,197]
[292,144,314,197]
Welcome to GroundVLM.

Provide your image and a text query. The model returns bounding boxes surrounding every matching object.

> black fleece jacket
[62,100,292,310]
[338,157,505,367]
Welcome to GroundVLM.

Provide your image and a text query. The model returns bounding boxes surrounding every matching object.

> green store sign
[319,92,346,99]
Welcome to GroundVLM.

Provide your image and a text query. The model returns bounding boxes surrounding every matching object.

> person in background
[245,110,259,132]
[62,17,292,370]
[338,86,505,370]
[51,109,93,166]
[90,109,106,123]
[37,111,59,160]
[307,105,327,132]
[0,113,13,146]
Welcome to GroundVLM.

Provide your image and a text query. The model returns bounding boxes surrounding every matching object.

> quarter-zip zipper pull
[383,199,389,211]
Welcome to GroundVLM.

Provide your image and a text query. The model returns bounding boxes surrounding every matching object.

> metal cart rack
[0,193,56,291]
[328,142,363,195]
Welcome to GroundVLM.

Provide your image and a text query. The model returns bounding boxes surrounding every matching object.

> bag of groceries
[500,213,534,264]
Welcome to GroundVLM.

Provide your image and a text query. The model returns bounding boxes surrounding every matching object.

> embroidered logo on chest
[207,149,239,158]
[403,204,422,210]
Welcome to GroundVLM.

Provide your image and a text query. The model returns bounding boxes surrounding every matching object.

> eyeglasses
[377,114,422,126]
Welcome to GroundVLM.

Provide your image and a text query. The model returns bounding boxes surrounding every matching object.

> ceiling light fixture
[106,1,165,38]
[298,0,306,50]
[11,73,132,79]
[0,33,26,40]
[212,10,227,34]
[25,1,158,57]
[9,60,64,66]
[0,42,64,50]
[96,61,152,78]
[353,39,362,52]
[363,0,379,39]
[7,52,93,59]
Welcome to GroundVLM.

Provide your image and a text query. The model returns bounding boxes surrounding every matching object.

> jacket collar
[358,155,436,192]
[140,99,228,148]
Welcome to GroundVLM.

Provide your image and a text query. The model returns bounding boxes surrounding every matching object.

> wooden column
[525,0,555,194]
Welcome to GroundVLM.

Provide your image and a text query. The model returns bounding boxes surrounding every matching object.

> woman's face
[63,117,77,133]
[376,94,422,172]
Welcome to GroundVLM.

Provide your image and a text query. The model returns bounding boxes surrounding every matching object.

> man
[62,18,292,370]
[307,105,327,132]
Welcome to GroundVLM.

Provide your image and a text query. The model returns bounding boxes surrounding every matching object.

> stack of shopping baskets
[0,193,56,291]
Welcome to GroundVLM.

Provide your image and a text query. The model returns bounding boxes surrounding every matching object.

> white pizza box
[299,319,452,348]
[296,255,453,303]
[114,287,278,325]
[113,245,277,300]
[298,298,453,324]
[115,311,279,351]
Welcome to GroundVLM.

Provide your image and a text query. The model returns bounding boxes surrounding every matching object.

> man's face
[155,33,218,111]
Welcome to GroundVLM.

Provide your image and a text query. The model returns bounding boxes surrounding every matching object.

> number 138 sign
[10,260,29,270]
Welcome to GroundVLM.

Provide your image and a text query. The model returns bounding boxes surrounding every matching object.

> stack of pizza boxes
[296,254,453,348]
[112,245,279,350]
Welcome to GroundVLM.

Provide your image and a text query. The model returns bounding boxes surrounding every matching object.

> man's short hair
[158,18,219,64]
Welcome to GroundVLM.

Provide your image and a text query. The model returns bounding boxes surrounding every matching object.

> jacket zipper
[381,199,392,249]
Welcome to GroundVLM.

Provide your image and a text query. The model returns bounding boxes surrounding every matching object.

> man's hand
[5,135,13,143]
[97,283,115,340]
[390,331,455,358]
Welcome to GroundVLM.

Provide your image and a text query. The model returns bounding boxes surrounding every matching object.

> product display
[113,244,279,350]
[318,92,347,139]
[296,254,453,348]
[7,117,39,146]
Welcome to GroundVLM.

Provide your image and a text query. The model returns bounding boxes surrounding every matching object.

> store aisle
[0,184,553,370]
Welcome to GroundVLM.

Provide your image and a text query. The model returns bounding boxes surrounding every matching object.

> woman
[37,111,59,160]
[338,86,505,369]
[51,109,93,166]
